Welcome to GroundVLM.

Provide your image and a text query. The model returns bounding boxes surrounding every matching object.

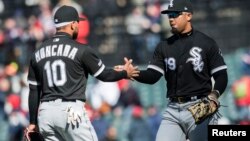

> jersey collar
[54,32,72,38]
[178,28,193,38]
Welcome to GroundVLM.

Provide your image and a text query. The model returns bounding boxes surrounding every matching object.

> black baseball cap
[161,0,193,14]
[54,5,86,28]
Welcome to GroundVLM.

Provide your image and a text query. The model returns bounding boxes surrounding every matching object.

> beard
[72,29,78,40]
[171,27,179,34]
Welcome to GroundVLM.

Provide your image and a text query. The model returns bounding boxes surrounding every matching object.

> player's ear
[186,12,192,22]
[70,22,74,30]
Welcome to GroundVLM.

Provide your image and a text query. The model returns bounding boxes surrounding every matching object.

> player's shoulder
[73,41,94,53]
[70,41,98,58]
[29,38,51,60]
[153,35,178,50]
[194,30,216,43]
[71,40,89,49]
[161,34,179,45]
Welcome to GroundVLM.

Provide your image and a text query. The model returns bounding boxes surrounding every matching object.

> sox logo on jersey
[186,47,204,72]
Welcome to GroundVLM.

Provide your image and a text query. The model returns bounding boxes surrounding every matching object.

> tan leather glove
[188,92,220,124]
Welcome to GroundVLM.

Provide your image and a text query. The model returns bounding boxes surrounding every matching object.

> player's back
[29,32,88,101]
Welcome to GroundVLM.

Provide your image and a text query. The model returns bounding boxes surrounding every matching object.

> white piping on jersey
[28,80,40,86]
[211,65,227,75]
[147,65,164,75]
[93,64,105,77]
[55,21,73,28]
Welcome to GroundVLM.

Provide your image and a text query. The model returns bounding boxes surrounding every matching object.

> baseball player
[25,5,139,141]
[131,0,228,141]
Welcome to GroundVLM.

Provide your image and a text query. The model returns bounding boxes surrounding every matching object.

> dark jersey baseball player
[132,0,228,141]
[25,5,139,141]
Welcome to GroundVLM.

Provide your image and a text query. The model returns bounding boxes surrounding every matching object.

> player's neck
[179,24,193,37]
[56,27,73,38]
[181,23,192,33]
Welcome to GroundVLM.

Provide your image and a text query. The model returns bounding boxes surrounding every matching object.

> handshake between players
[114,57,140,81]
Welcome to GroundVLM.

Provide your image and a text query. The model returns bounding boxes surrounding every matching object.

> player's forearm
[212,69,228,96]
[96,69,127,82]
[134,69,162,84]
[28,85,41,124]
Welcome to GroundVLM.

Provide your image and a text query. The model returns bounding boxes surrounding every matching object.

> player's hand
[24,124,38,141]
[123,57,139,80]
[26,124,37,133]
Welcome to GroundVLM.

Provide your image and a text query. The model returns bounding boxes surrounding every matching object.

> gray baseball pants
[38,99,98,141]
[155,99,220,141]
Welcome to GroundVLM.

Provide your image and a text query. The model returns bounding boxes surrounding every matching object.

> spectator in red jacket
[231,76,250,124]
[76,13,90,44]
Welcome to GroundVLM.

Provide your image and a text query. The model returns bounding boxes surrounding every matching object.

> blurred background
[0,0,250,141]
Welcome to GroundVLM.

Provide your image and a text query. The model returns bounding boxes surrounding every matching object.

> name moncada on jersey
[34,42,78,63]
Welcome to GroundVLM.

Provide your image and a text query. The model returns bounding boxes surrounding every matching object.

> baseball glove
[23,128,44,141]
[188,93,220,124]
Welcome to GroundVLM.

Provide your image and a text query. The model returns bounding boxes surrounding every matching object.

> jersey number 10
[44,60,67,87]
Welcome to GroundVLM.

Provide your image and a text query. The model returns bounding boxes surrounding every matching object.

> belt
[169,95,205,103]
[41,99,81,103]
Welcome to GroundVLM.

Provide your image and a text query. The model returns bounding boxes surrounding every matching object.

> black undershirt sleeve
[96,69,127,82]
[28,84,41,124]
[134,69,162,84]
[212,69,228,96]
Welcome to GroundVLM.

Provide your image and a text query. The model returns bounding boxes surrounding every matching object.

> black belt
[169,95,205,103]
[41,99,80,103]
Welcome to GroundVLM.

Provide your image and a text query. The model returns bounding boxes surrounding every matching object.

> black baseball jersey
[27,32,105,101]
[148,29,227,97]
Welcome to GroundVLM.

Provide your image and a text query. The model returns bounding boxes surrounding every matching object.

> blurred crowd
[229,48,250,125]
[0,0,250,141]
[0,0,164,140]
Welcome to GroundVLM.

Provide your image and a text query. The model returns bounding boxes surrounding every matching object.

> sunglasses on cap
[167,12,183,18]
